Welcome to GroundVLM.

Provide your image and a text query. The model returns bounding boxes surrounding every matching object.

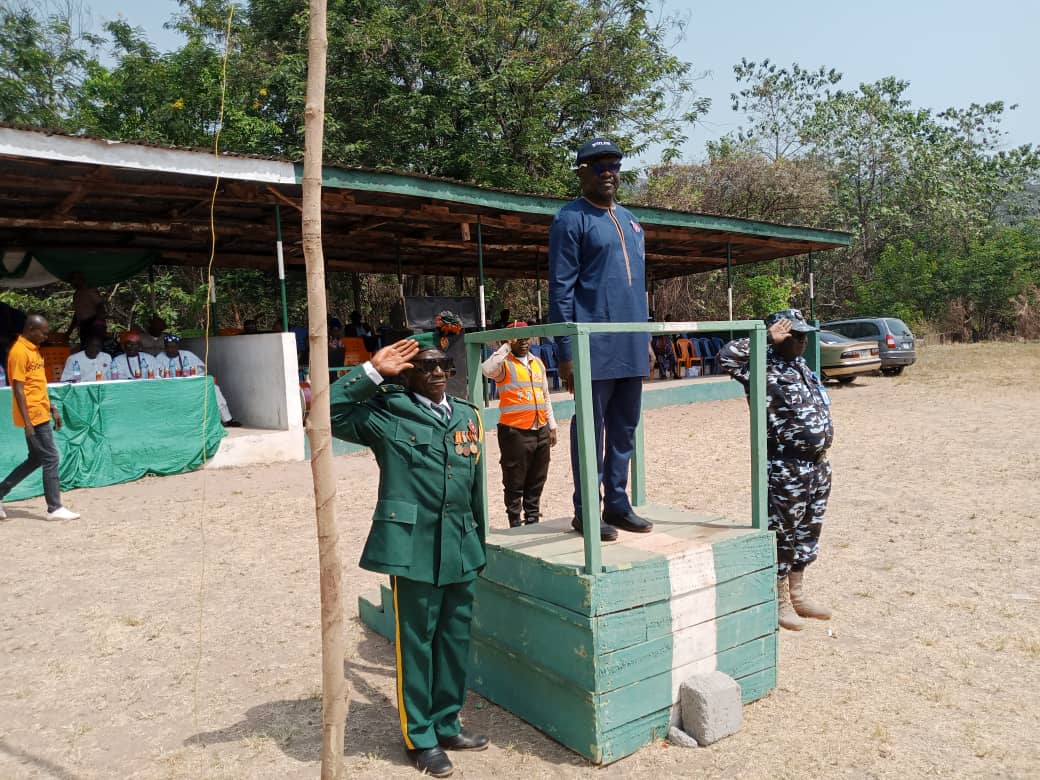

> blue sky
[84,0,1038,164]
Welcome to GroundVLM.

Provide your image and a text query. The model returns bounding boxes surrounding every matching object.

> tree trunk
[302,1,347,778]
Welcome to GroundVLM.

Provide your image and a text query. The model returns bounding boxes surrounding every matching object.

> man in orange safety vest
[481,321,557,527]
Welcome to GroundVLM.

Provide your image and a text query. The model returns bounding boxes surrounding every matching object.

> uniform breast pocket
[459,513,486,574]
[771,377,810,410]
[365,499,417,566]
[393,421,432,465]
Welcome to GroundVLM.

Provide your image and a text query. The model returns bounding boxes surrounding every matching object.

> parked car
[821,317,916,375]
[818,330,881,384]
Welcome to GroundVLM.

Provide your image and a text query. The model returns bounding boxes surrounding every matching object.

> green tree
[0,0,101,127]
[75,4,283,154]
[738,274,794,319]
[243,0,707,192]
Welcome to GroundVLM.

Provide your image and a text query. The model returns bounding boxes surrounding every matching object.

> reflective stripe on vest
[497,354,548,429]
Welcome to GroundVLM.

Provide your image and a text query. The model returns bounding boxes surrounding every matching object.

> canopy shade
[0,125,851,282]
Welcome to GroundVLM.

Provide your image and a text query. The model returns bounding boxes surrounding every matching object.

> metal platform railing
[465,320,768,574]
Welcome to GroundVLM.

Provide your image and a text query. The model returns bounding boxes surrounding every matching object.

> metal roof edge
[309,163,851,246]
[625,206,852,245]
[0,126,296,185]
[310,163,568,216]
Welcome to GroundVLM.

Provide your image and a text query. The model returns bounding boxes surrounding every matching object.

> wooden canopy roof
[0,125,850,280]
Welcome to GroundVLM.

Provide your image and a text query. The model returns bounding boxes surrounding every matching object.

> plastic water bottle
[0,364,6,387]
[111,363,120,380]
[72,360,81,383]
[169,358,178,378]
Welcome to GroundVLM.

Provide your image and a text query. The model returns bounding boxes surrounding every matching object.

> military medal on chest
[467,419,479,454]
[454,430,466,456]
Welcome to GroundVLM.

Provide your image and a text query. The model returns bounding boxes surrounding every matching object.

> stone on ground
[679,671,743,745]
[667,726,700,748]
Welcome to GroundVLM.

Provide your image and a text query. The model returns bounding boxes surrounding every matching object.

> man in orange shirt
[0,315,80,521]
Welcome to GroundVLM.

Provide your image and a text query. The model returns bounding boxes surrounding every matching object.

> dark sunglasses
[580,161,622,174]
[413,358,456,376]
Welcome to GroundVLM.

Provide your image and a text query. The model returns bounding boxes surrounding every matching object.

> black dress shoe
[571,515,619,542]
[406,746,454,777]
[602,509,654,533]
[438,730,489,751]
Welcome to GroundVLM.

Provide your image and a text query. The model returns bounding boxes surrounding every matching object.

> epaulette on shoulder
[454,396,482,413]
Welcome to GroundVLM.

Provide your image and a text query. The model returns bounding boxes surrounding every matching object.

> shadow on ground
[184,623,586,772]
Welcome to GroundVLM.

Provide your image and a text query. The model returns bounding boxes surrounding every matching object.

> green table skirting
[0,376,227,502]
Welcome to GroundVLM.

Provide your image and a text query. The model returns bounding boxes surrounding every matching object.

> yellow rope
[192,1,236,755]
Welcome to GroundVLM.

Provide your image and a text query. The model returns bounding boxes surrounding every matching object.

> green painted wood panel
[715,635,777,681]
[470,636,598,754]
[734,665,777,704]
[597,706,672,764]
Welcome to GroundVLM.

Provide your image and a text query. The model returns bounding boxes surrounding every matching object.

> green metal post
[477,218,486,328]
[467,339,490,536]
[572,329,602,575]
[805,252,821,374]
[726,243,733,321]
[275,205,289,332]
[208,272,218,336]
[631,413,646,507]
[748,326,768,530]
[477,219,489,404]
[807,251,815,321]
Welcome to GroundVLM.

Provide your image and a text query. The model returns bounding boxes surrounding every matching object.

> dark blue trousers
[569,376,643,516]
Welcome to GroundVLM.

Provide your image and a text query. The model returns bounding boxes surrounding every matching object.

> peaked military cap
[764,308,818,333]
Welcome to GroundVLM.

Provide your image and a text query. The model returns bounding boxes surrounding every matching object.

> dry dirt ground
[2,342,1039,779]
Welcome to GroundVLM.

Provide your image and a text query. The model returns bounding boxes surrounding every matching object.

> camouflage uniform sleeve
[719,337,752,390]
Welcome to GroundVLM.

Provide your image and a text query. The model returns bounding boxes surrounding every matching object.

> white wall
[182,333,302,432]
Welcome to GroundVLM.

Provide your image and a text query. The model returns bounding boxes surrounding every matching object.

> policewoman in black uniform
[329,334,489,778]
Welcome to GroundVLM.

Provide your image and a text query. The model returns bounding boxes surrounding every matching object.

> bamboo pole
[302,1,346,777]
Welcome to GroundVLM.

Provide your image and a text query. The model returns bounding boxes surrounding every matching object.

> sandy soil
[2,342,1039,779]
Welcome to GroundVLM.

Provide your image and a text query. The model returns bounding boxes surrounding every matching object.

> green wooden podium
[359,321,776,763]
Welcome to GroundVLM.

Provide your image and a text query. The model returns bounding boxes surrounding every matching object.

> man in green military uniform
[330,335,489,778]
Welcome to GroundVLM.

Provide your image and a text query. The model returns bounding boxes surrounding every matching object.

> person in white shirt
[160,335,241,427]
[110,333,157,379]
[61,334,112,382]
[133,315,168,357]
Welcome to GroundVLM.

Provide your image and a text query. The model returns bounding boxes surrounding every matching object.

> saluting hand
[768,318,793,345]
[371,339,421,376]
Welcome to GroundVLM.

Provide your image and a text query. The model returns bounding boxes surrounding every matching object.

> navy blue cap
[576,137,623,165]
[764,309,818,333]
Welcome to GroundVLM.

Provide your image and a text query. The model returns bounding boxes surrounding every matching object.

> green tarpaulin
[0,376,226,502]
[1,249,157,288]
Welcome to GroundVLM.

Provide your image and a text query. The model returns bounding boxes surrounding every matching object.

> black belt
[768,445,828,464]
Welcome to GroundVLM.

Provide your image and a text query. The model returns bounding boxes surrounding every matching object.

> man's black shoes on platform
[572,515,619,542]
[603,509,654,534]
[406,746,454,777]
[438,730,490,751]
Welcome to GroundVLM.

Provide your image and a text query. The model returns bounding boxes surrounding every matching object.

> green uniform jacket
[329,364,487,585]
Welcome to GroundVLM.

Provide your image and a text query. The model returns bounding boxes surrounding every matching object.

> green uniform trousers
[392,575,476,750]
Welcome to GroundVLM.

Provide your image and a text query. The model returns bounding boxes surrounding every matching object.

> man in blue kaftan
[548,137,653,542]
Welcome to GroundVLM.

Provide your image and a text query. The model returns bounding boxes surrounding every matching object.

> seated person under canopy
[161,335,241,427]
[61,333,112,382]
[111,333,157,379]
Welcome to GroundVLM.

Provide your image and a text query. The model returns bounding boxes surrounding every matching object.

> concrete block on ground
[667,726,700,748]
[679,670,743,745]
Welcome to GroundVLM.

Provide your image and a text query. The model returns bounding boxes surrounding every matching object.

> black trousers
[0,422,62,512]
[497,424,551,526]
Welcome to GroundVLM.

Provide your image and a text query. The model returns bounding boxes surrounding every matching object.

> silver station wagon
[821,317,916,376]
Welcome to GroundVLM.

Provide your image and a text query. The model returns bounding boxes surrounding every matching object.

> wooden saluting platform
[359,505,777,763]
